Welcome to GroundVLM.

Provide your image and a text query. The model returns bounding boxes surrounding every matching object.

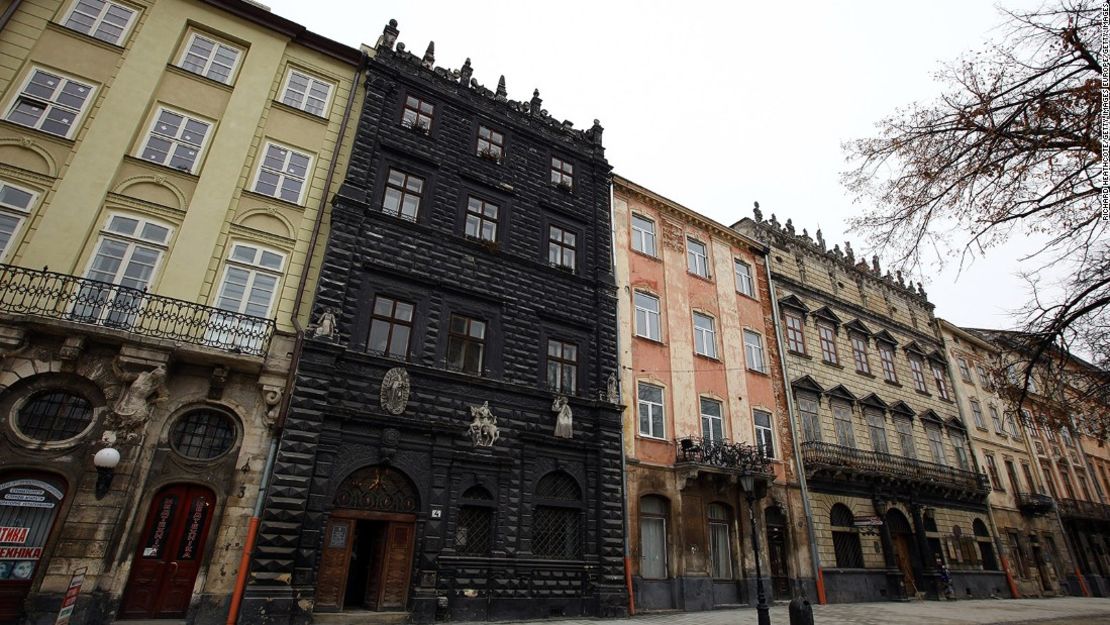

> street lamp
[93,446,120,499]
[740,472,770,625]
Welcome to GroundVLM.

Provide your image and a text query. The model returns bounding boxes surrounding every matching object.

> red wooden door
[120,484,216,619]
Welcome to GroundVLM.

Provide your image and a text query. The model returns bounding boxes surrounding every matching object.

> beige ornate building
[0,1,362,623]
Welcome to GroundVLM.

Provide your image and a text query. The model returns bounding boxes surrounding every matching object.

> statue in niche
[110,362,168,436]
[607,372,619,403]
[552,396,573,438]
[380,367,410,415]
[468,401,500,447]
[311,307,338,340]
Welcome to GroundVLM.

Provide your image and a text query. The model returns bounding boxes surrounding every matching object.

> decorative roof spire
[815,229,826,251]
[421,41,435,69]
[844,241,854,263]
[379,19,399,51]
[459,57,473,85]
[871,255,881,273]
[495,75,507,100]
[587,119,604,146]
[530,88,542,117]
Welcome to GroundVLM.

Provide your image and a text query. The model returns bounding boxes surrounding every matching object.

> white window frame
[970,399,985,429]
[637,382,665,439]
[0,181,38,261]
[177,31,243,85]
[61,0,137,45]
[743,329,766,373]
[686,237,709,278]
[279,68,335,117]
[76,213,173,325]
[207,242,284,352]
[734,259,755,296]
[958,358,973,383]
[692,312,717,358]
[631,213,656,256]
[634,291,661,341]
[251,141,314,205]
[4,66,96,139]
[700,397,724,442]
[137,105,213,174]
[926,425,947,465]
[753,409,774,458]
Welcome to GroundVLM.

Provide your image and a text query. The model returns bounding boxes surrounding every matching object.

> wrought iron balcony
[1057,498,1110,522]
[1014,491,1056,515]
[801,441,990,500]
[676,436,773,475]
[0,263,275,356]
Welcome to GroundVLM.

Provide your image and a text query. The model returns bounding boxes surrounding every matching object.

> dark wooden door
[766,525,789,597]
[120,484,215,619]
[376,522,414,610]
[316,517,356,611]
[892,534,917,595]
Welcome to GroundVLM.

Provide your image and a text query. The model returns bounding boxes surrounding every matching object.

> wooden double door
[316,512,415,612]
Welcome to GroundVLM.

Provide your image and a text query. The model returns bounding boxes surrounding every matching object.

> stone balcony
[1057,497,1110,522]
[1015,491,1056,516]
[675,436,773,493]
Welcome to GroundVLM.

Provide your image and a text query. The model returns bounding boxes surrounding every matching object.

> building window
[546,339,577,394]
[895,417,916,459]
[797,393,821,442]
[866,408,888,453]
[958,358,973,383]
[878,342,898,383]
[989,405,1004,434]
[548,226,576,270]
[754,409,774,458]
[969,400,985,428]
[280,69,333,116]
[639,496,668,579]
[634,291,661,341]
[831,504,864,568]
[383,168,424,221]
[76,214,171,326]
[976,364,993,390]
[456,502,494,556]
[817,323,838,365]
[1041,463,1059,498]
[743,330,766,373]
[476,125,503,160]
[550,156,573,188]
[637,382,665,439]
[253,142,312,204]
[532,472,582,559]
[368,296,413,359]
[401,94,434,132]
[693,312,717,358]
[631,214,656,256]
[62,0,136,45]
[783,310,806,354]
[170,410,235,460]
[446,314,485,374]
[926,425,946,465]
[700,397,724,442]
[707,503,732,579]
[139,107,211,173]
[15,391,93,442]
[6,68,94,138]
[208,243,283,352]
[734,260,754,296]
[0,181,36,261]
[984,454,1002,489]
[931,362,951,400]
[973,519,999,570]
[851,334,870,374]
[1004,458,1022,493]
[909,355,928,392]
[832,401,855,448]
[464,196,499,242]
[1006,412,1021,437]
[686,238,709,278]
[178,32,241,84]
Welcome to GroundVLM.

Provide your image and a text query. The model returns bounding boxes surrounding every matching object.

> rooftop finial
[530,89,542,117]
[587,119,604,146]
[844,241,854,263]
[752,201,762,222]
[871,255,880,273]
[422,41,435,69]
[459,57,473,85]
[769,213,780,229]
[496,75,507,100]
[380,19,399,51]
[815,229,826,251]
[785,218,795,235]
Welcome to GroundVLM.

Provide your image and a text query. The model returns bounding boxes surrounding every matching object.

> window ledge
[634,335,666,346]
[687,271,713,283]
[241,189,306,209]
[271,99,330,124]
[693,352,721,363]
[883,379,902,388]
[821,360,844,370]
[165,64,234,92]
[122,154,200,180]
[635,435,673,445]
[46,21,127,53]
[631,249,662,263]
[747,368,771,377]
[855,370,876,379]
[736,291,760,302]
[788,350,811,360]
[0,119,76,146]
[914,389,933,397]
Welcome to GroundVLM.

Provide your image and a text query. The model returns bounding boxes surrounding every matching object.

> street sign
[54,567,86,625]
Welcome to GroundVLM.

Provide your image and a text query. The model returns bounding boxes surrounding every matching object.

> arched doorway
[120,484,217,619]
[316,465,419,613]
[765,506,789,598]
[0,472,67,624]
[885,509,919,595]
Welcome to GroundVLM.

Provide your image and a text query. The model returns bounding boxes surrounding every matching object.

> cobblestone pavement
[491,597,1110,625]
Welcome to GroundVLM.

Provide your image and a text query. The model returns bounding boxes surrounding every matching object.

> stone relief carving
[467,401,499,447]
[552,395,572,439]
[661,219,684,252]
[108,362,168,437]
[380,367,410,415]
[606,372,619,403]
[310,307,338,340]
[260,385,282,428]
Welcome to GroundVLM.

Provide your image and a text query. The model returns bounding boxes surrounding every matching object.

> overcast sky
[265,0,1048,331]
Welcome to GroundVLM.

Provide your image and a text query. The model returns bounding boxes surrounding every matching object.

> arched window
[16,391,93,442]
[973,518,998,571]
[532,472,582,559]
[639,495,668,579]
[170,410,236,459]
[707,503,732,579]
[830,504,864,568]
[456,485,494,556]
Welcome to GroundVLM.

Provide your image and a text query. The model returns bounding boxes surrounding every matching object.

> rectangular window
[953,434,970,470]
[817,323,838,364]
[879,342,898,383]
[686,238,709,278]
[734,260,754,296]
[1005,412,1020,437]
[833,401,855,448]
[639,508,667,579]
[280,69,333,116]
[926,426,946,465]
[866,409,888,453]
[0,182,36,261]
[401,94,434,131]
[783,311,806,354]
[692,312,717,358]
[253,142,312,204]
[6,68,94,138]
[638,383,665,439]
[989,405,1004,434]
[77,214,171,326]
[985,454,1002,489]
[895,417,916,459]
[548,225,576,270]
[700,397,723,442]
[851,334,870,374]
[550,156,573,188]
[207,242,282,352]
[970,400,985,428]
[631,214,656,256]
[1058,467,1076,499]
[797,393,821,442]
[383,168,424,221]
[931,362,951,400]
[368,296,413,359]
[63,0,136,45]
[1004,459,1021,493]
[477,125,503,160]
[634,291,661,341]
[1041,463,1059,498]
[1023,463,1039,494]
[958,358,973,383]
[139,107,211,173]
[446,314,484,374]
[547,339,577,394]
[743,330,766,373]
[178,33,241,84]
[708,505,732,579]
[464,196,499,242]
[976,364,993,390]
[909,355,928,392]
[754,409,774,458]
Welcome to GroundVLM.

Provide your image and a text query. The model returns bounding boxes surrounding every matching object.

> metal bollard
[789,596,814,625]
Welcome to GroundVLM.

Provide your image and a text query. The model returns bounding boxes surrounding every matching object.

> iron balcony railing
[1014,491,1056,515]
[0,263,275,356]
[676,436,773,475]
[1056,497,1110,522]
[801,441,991,495]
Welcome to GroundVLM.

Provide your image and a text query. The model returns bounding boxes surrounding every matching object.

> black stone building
[240,20,626,625]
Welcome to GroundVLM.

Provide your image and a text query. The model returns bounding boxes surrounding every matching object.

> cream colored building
[0,1,362,623]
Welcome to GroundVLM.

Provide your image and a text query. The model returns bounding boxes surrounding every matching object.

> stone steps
[312,610,410,625]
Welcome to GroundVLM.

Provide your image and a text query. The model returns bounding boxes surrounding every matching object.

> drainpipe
[609,181,635,616]
[763,252,826,604]
[0,0,24,32]
[225,49,366,625]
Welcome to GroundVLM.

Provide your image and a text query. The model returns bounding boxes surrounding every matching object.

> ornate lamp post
[740,472,771,625]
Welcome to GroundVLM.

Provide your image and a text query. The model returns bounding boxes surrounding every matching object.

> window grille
[533,472,582,559]
[171,410,235,459]
[830,504,864,568]
[456,505,493,556]
[16,391,92,441]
